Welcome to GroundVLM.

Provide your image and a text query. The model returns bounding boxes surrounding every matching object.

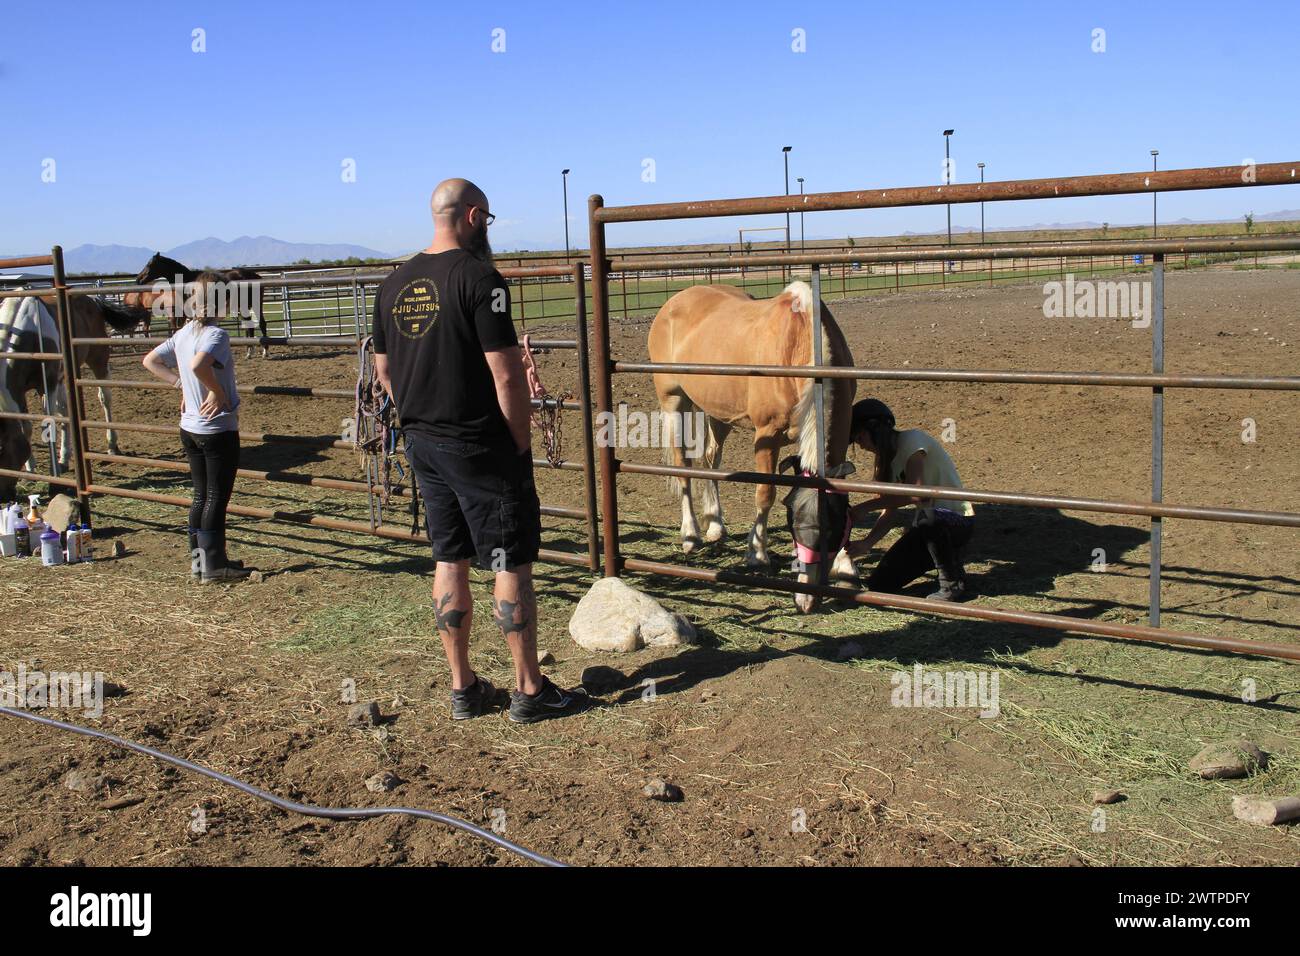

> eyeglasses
[468,205,496,226]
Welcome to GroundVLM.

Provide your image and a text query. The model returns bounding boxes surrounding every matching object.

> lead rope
[356,336,421,535]
[521,333,571,468]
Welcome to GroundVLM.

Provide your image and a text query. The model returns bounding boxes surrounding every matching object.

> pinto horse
[1,294,145,468]
[127,253,268,357]
[648,280,858,612]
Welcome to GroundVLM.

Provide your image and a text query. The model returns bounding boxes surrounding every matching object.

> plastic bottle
[25,495,45,540]
[14,510,30,558]
[65,523,81,563]
[40,529,63,566]
[79,521,93,562]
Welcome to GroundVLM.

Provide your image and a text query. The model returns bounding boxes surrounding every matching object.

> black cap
[850,398,895,435]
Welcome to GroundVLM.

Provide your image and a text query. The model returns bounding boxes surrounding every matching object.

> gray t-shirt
[154,322,240,434]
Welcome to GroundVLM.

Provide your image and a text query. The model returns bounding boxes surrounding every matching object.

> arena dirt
[1,268,1296,866]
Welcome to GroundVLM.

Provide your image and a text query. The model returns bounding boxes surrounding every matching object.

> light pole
[1150,149,1159,239]
[977,162,986,244]
[943,129,954,246]
[561,168,571,261]
[782,146,792,257]
[797,176,805,252]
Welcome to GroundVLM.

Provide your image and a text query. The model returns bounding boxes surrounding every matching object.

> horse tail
[95,297,152,332]
[782,280,830,473]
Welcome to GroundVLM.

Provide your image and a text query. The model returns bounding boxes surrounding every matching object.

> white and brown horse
[648,280,858,611]
[0,294,145,469]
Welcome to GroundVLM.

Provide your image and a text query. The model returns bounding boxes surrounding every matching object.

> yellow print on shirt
[392,279,440,339]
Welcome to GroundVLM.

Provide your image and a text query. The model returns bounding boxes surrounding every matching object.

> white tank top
[888,429,974,518]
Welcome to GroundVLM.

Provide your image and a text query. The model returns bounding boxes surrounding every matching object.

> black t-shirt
[371,250,516,446]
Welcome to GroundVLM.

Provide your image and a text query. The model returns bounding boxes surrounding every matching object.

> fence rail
[585,161,1300,662]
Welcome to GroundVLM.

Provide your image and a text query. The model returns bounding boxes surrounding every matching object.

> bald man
[372,178,589,723]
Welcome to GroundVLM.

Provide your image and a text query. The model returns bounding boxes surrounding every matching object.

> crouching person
[846,399,974,601]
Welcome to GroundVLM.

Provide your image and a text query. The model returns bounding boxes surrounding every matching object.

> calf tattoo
[493,597,530,637]
[434,592,468,633]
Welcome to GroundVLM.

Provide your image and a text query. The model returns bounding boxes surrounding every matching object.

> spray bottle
[25,495,45,540]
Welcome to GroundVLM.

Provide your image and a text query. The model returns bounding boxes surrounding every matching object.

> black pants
[867,512,974,593]
[180,428,240,534]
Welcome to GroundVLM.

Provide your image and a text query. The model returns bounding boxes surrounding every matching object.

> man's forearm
[496,370,531,453]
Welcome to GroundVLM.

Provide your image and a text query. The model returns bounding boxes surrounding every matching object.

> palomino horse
[127,253,268,357]
[649,280,857,611]
[1,294,145,468]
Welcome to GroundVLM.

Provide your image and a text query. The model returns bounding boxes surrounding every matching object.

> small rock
[248,570,265,584]
[111,540,126,558]
[1189,739,1267,779]
[569,578,695,652]
[1231,795,1300,826]
[347,701,382,727]
[365,771,400,793]
[538,649,556,666]
[698,688,720,703]
[580,665,625,694]
[101,795,145,811]
[643,778,683,802]
[62,769,107,794]
[1092,789,1126,805]
[835,641,865,662]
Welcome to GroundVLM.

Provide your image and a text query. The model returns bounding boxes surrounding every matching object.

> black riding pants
[180,428,240,534]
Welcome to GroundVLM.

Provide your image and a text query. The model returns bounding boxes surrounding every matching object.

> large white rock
[569,577,696,652]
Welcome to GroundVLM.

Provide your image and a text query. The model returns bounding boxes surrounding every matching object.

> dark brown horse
[127,253,268,357]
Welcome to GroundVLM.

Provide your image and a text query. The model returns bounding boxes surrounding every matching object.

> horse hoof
[744,551,771,568]
[703,523,726,543]
[682,536,702,555]
[794,593,818,614]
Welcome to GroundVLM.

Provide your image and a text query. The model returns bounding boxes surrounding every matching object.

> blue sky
[3,0,1297,256]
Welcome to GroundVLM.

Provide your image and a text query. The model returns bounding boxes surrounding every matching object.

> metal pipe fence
[585,160,1300,662]
[0,255,600,574]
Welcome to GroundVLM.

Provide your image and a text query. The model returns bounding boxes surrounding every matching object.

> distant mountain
[54,236,393,275]
[62,243,156,274]
[166,236,392,270]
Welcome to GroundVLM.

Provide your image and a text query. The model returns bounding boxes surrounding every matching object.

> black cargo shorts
[403,431,541,570]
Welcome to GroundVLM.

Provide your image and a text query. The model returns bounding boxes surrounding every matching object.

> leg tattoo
[434,591,469,633]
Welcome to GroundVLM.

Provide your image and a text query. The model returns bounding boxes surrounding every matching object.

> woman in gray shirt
[142,273,252,583]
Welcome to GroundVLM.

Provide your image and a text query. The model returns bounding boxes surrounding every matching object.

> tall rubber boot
[188,527,202,582]
[212,528,248,572]
[197,531,249,584]
[923,520,967,601]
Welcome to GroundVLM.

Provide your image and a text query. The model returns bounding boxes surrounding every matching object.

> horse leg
[659,391,702,554]
[259,312,268,359]
[54,380,71,469]
[696,415,730,544]
[745,431,781,567]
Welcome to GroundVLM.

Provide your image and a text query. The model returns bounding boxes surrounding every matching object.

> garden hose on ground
[0,706,567,868]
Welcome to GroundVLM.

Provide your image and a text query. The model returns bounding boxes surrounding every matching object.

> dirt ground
[1,268,1297,867]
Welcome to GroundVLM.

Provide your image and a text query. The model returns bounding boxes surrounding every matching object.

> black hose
[0,706,567,867]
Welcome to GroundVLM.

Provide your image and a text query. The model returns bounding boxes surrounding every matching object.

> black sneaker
[509,678,591,724]
[451,676,498,720]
